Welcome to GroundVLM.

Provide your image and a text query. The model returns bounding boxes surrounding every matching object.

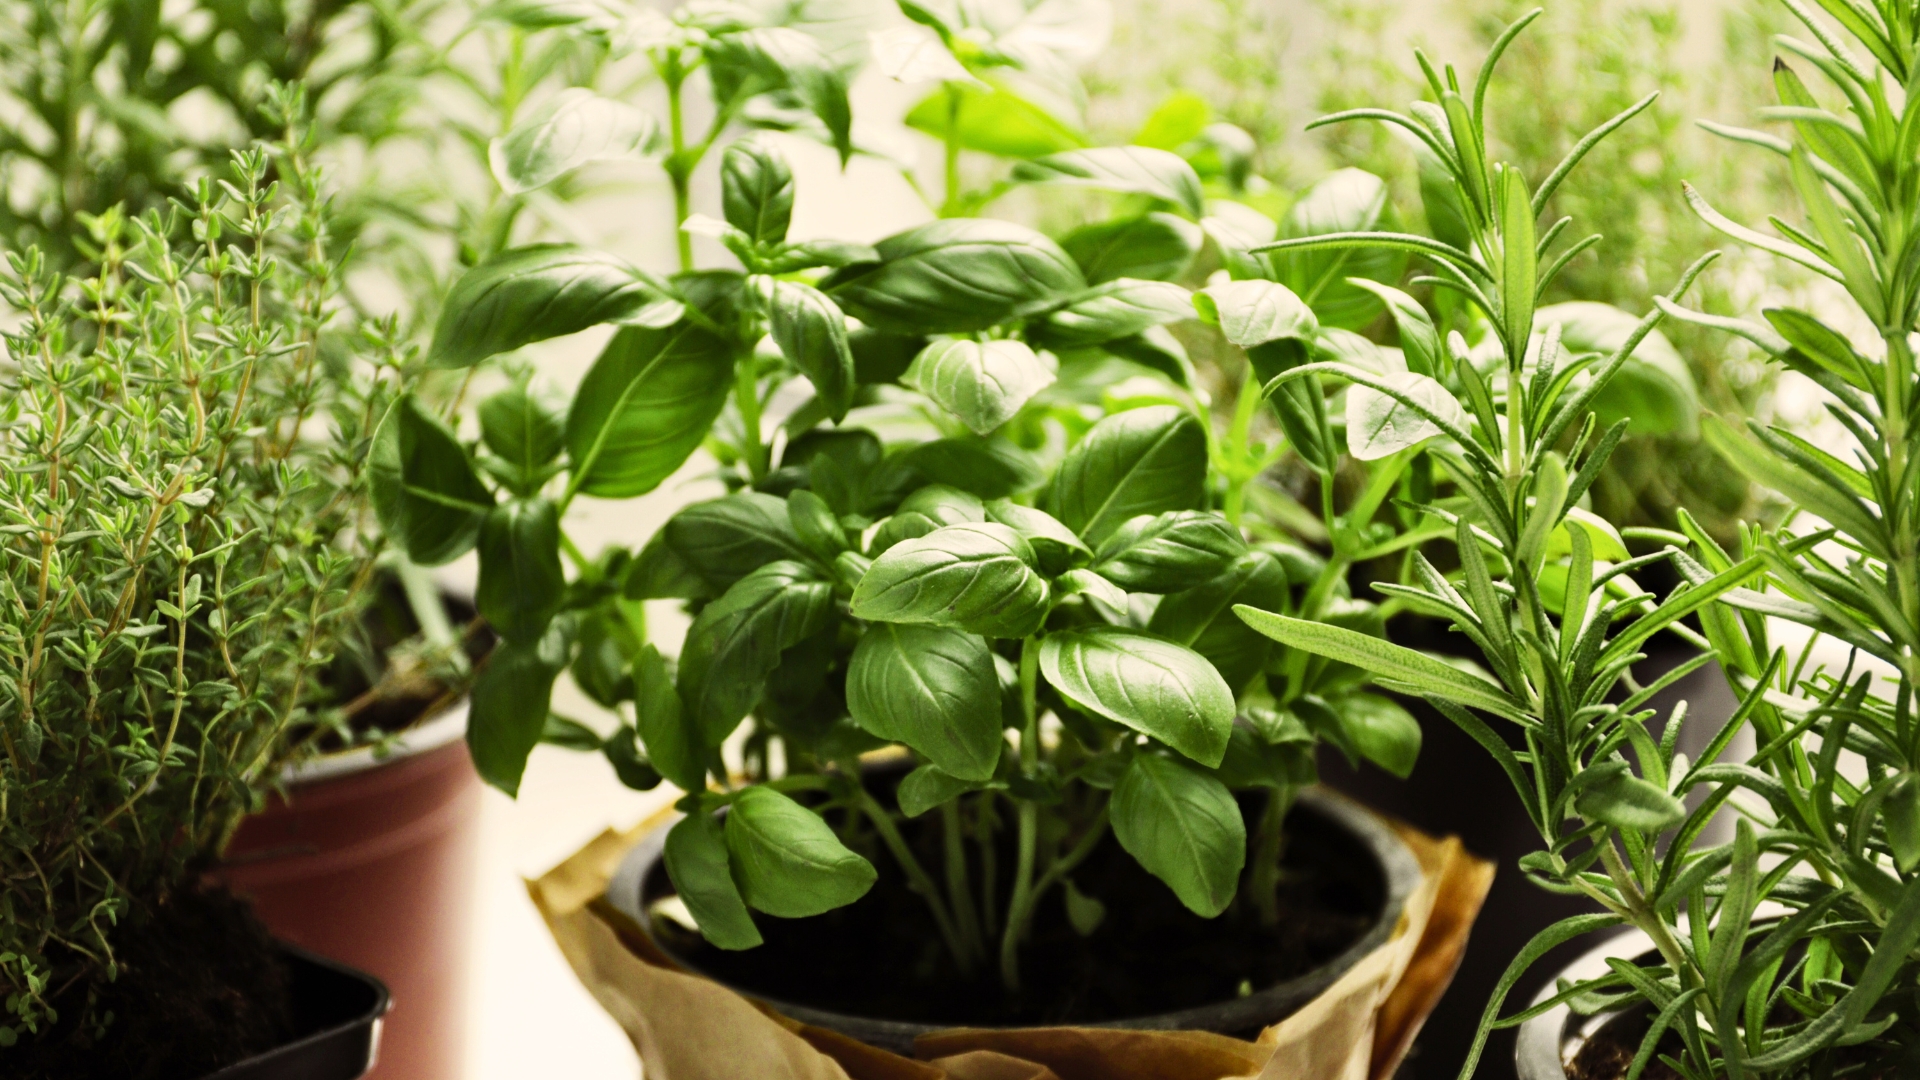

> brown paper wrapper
[529,794,1494,1080]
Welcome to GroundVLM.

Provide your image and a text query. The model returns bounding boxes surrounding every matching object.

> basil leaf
[1330,693,1422,779]
[705,28,852,163]
[897,763,992,818]
[1347,279,1441,377]
[1105,326,1198,388]
[664,812,762,949]
[826,219,1085,334]
[369,393,494,567]
[848,624,1004,781]
[479,385,564,475]
[902,338,1055,435]
[677,561,835,745]
[489,88,656,196]
[1012,147,1207,219]
[984,499,1089,574]
[1061,212,1203,284]
[1039,626,1235,767]
[1148,551,1289,695]
[602,726,663,791]
[565,320,735,499]
[1267,168,1405,330]
[476,498,565,644]
[850,522,1049,638]
[1044,405,1206,545]
[571,610,635,708]
[721,139,794,246]
[467,620,571,796]
[885,435,1045,499]
[634,644,705,793]
[1035,279,1192,347]
[626,531,710,600]
[870,484,986,555]
[1345,370,1466,461]
[1193,278,1318,348]
[759,277,855,421]
[786,489,847,560]
[429,244,677,368]
[664,492,816,591]
[1090,511,1245,592]
[903,81,1087,158]
[1112,754,1246,917]
[725,787,877,917]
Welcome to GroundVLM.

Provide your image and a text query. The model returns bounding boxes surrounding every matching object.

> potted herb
[0,144,382,1078]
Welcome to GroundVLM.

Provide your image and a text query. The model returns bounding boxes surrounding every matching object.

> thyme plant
[0,143,368,1046]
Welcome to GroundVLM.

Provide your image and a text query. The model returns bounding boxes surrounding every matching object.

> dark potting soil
[1566,1004,1917,1080]
[645,790,1384,1029]
[9,885,292,1080]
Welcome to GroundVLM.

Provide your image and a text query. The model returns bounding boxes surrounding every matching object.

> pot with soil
[222,570,494,1080]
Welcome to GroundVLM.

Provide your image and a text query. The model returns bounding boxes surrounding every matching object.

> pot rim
[200,942,390,1080]
[606,785,1423,1049]
[1513,926,1653,1080]
[280,697,470,785]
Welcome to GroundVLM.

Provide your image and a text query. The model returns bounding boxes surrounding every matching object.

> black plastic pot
[605,787,1421,1056]
[202,944,390,1080]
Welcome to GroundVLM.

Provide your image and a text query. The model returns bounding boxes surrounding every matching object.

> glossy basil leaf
[634,644,706,792]
[467,620,570,796]
[870,484,987,555]
[1268,168,1405,330]
[722,139,794,246]
[902,338,1055,435]
[677,561,834,745]
[1012,147,1206,219]
[1193,279,1318,349]
[886,436,1045,499]
[429,244,676,368]
[1044,405,1206,545]
[984,500,1089,573]
[540,713,603,751]
[1054,568,1129,620]
[786,489,846,559]
[1060,212,1203,285]
[1105,327,1198,389]
[1330,693,1421,779]
[1346,371,1466,461]
[489,88,657,196]
[1090,511,1245,593]
[763,239,883,275]
[1039,626,1235,767]
[725,787,877,917]
[903,81,1086,158]
[476,498,565,644]
[664,812,762,949]
[897,763,993,818]
[479,385,564,476]
[759,277,855,421]
[663,492,816,591]
[1111,754,1245,917]
[369,394,494,567]
[825,219,1085,334]
[706,28,852,163]
[1035,279,1192,347]
[626,531,710,600]
[1346,280,1440,377]
[1538,302,1699,439]
[847,624,1004,781]
[1214,723,1315,790]
[851,522,1048,638]
[1148,551,1290,695]
[572,610,636,708]
[565,321,734,498]
[602,725,664,790]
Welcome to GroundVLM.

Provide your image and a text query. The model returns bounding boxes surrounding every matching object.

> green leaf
[1011,147,1206,218]
[1572,760,1686,831]
[1267,168,1405,330]
[572,610,636,708]
[1111,754,1245,916]
[1883,773,1920,873]
[902,338,1056,435]
[564,320,734,498]
[1060,213,1203,284]
[984,499,1089,573]
[1090,511,1245,592]
[602,726,664,791]
[1538,302,1698,438]
[429,244,675,368]
[634,644,705,792]
[626,531,710,600]
[825,219,1086,334]
[888,436,1045,499]
[664,812,763,949]
[1345,370,1466,461]
[663,492,816,591]
[897,763,992,818]
[1232,608,1529,720]
[1763,306,1875,390]
[369,394,494,567]
[1134,90,1211,149]
[1499,166,1536,359]
[721,139,794,246]
[870,484,986,555]
[904,81,1087,158]
[847,624,1004,781]
[1062,877,1107,936]
[849,522,1049,638]
[725,787,877,917]
[476,498,565,644]
[708,28,852,163]
[479,385,564,476]
[1703,415,1888,559]
[1036,279,1192,347]
[759,278,855,422]
[1148,551,1290,694]
[489,88,656,196]
[677,561,835,745]
[468,621,570,796]
[540,713,604,751]
[1330,693,1421,779]
[1193,279,1318,349]
[1044,405,1207,544]
[1347,279,1440,376]
[1039,627,1235,766]
[786,489,846,560]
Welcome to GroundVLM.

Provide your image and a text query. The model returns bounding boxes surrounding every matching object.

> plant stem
[999,636,1042,991]
[856,788,972,973]
[941,84,963,217]
[1250,783,1296,926]
[941,798,984,965]
[734,349,768,481]
[977,792,999,938]
[663,53,693,274]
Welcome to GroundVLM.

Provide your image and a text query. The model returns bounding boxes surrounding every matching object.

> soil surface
[1566,1004,1915,1080]
[646,787,1385,1029]
[9,885,292,1080]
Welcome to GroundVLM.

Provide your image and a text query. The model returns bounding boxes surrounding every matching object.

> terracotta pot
[222,703,482,1080]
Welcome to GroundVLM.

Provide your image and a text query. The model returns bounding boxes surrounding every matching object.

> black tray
[203,944,390,1080]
